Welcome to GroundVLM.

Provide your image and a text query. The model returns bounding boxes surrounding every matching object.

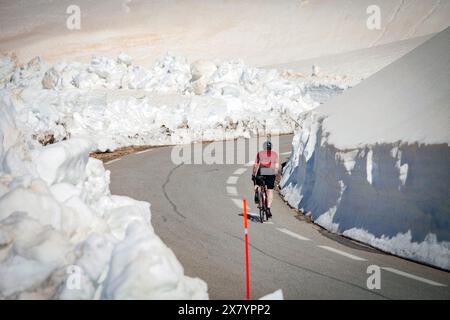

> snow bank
[1,52,348,152]
[259,289,284,300]
[0,93,208,299]
[281,28,450,270]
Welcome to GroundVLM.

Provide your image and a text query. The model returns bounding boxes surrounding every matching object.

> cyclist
[252,140,279,218]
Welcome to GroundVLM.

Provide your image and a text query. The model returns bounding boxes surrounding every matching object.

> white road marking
[265,221,274,225]
[280,151,291,156]
[135,149,152,155]
[226,176,239,184]
[382,267,447,287]
[233,168,247,175]
[318,246,367,261]
[226,186,238,196]
[105,158,121,165]
[231,198,243,209]
[277,228,310,241]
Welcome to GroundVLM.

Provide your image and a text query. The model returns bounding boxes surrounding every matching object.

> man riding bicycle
[252,140,279,218]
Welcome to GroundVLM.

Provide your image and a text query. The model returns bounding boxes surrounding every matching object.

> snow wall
[0,52,348,152]
[280,28,450,270]
[0,92,208,299]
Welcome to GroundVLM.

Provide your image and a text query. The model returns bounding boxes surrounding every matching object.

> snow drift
[0,92,208,299]
[0,52,348,152]
[280,28,450,270]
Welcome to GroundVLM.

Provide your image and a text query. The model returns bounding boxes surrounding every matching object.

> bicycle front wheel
[258,192,264,223]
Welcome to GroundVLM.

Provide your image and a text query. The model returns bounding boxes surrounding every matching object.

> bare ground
[89,144,166,163]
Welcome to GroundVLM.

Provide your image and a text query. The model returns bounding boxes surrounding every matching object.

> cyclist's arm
[252,153,260,176]
[274,154,280,174]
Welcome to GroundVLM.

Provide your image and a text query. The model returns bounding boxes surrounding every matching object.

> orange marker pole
[243,199,250,300]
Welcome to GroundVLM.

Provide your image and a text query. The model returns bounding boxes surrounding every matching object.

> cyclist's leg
[254,175,264,204]
[253,174,259,203]
[265,175,276,216]
[254,185,259,204]
[267,189,274,208]
[264,175,275,207]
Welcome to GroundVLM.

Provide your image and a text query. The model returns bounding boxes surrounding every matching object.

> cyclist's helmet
[263,140,272,150]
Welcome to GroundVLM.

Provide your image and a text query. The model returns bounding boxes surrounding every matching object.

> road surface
[107,135,450,299]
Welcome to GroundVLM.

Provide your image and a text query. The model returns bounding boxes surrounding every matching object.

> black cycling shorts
[255,175,276,189]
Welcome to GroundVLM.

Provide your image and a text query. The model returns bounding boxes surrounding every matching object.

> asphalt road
[107,135,450,299]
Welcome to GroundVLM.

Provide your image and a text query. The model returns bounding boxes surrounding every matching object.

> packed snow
[314,181,346,234]
[0,52,349,152]
[259,289,284,300]
[268,34,434,82]
[0,92,208,299]
[343,229,450,271]
[281,28,450,270]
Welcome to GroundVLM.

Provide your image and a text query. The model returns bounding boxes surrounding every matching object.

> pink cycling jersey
[255,150,279,174]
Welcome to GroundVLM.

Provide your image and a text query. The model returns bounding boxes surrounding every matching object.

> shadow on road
[238,212,262,224]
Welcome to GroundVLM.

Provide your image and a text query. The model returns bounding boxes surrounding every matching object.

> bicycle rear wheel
[263,189,269,221]
[258,191,264,223]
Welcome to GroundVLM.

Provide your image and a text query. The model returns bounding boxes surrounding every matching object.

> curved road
[107,135,450,299]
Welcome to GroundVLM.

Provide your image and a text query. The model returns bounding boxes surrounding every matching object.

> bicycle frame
[256,180,268,223]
